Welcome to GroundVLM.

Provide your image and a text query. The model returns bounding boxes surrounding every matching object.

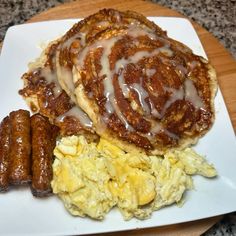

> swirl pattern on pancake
[56,9,217,154]
[20,9,217,154]
[19,40,97,140]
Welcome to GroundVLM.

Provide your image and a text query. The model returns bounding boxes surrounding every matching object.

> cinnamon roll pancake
[20,9,217,154]
[59,9,217,154]
[19,41,96,139]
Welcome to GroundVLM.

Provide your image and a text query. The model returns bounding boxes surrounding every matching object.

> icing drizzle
[56,106,93,128]
[73,19,205,139]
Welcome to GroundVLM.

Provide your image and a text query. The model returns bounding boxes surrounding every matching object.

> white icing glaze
[56,106,92,128]
[147,79,204,121]
[43,100,48,108]
[79,32,87,47]
[52,86,62,97]
[156,79,205,118]
[96,21,110,28]
[184,79,205,109]
[149,99,162,119]
[118,72,130,98]
[115,47,173,75]
[115,47,173,116]
[99,38,118,79]
[73,23,204,140]
[99,37,122,114]
[76,35,133,129]
[158,45,174,57]
[112,99,134,131]
[161,86,184,117]
[40,67,57,84]
[188,60,199,70]
[61,35,78,50]
[164,128,179,139]
[62,32,87,50]
[60,67,75,94]
[77,36,121,68]
[146,122,178,140]
[150,122,162,134]
[114,11,121,22]
[40,67,62,98]
[103,78,114,114]
[146,68,156,77]
[130,83,150,114]
[175,64,188,76]
[126,26,156,40]
[109,44,173,127]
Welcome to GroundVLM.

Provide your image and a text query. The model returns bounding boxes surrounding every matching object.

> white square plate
[0,17,236,236]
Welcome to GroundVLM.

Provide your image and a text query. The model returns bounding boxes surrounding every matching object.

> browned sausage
[0,116,11,192]
[9,110,31,185]
[31,114,59,197]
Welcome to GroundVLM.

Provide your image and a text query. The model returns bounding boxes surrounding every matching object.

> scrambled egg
[51,136,217,220]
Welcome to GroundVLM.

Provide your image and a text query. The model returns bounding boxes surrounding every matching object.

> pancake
[19,41,97,140]
[55,9,217,154]
[55,8,165,102]
[20,9,217,154]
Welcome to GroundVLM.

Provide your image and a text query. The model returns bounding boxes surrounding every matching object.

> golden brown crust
[19,41,97,141]
[58,8,217,154]
[19,8,217,154]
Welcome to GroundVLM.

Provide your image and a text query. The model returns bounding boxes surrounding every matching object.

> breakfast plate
[0,17,236,236]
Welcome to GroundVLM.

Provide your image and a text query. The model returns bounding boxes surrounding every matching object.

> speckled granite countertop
[0,0,235,235]
[0,0,235,59]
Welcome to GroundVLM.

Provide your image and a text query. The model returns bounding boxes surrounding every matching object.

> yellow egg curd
[51,135,217,220]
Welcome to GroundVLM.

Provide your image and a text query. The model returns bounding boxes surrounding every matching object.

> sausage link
[31,114,59,197]
[9,110,31,185]
[0,116,11,192]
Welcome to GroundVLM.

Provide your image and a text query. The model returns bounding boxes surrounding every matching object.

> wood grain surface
[2,0,236,235]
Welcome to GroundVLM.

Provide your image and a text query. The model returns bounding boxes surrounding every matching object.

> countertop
[0,0,235,59]
[0,0,235,235]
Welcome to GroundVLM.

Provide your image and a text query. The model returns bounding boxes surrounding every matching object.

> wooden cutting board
[4,0,236,235]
